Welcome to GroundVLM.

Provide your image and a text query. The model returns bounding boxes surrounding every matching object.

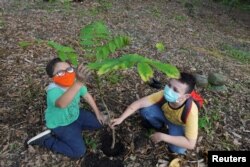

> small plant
[85,137,98,151]
[145,128,155,138]
[174,14,187,21]
[151,6,161,18]
[18,41,33,49]
[155,42,165,52]
[199,107,220,135]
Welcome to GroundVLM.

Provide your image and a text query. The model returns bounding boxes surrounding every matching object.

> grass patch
[199,107,220,135]
[151,6,162,18]
[222,44,250,63]
[87,0,113,16]
[219,0,250,11]
[173,14,187,21]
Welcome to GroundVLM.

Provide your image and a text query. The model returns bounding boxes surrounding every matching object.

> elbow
[187,141,196,150]
[55,101,67,108]
[188,144,196,150]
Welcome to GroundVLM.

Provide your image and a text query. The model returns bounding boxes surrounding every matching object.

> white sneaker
[27,129,51,145]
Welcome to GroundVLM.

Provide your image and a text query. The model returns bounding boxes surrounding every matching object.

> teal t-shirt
[45,83,88,129]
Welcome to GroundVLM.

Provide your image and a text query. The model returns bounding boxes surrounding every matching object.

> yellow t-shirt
[148,91,198,140]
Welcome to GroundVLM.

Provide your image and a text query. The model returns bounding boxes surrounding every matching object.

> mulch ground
[0,0,249,166]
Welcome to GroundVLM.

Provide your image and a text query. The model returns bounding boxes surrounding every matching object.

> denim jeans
[42,109,102,158]
[140,104,186,154]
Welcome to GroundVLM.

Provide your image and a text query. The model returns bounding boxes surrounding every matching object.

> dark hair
[46,58,67,78]
[178,72,196,94]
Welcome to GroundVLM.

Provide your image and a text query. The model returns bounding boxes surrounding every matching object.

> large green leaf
[109,42,116,53]
[96,59,119,75]
[68,53,78,66]
[80,21,110,47]
[96,47,110,60]
[48,41,78,66]
[150,61,180,78]
[58,51,68,61]
[48,41,75,53]
[88,54,179,81]
[137,62,154,82]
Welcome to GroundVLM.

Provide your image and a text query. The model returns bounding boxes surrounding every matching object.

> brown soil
[0,0,249,167]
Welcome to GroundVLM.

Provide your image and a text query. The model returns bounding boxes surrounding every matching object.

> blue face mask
[163,85,180,103]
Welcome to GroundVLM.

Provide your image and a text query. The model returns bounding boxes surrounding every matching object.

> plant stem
[96,73,116,149]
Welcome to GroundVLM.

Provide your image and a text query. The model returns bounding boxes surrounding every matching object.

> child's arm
[110,91,163,129]
[83,93,105,125]
[110,95,154,128]
[56,64,90,108]
[150,133,197,150]
[55,81,83,108]
[150,107,198,150]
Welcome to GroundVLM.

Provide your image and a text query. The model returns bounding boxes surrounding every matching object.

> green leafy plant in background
[222,44,250,63]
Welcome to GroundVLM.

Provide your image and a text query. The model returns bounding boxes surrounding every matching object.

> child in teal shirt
[27,58,105,158]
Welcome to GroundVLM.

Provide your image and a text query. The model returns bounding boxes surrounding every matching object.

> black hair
[178,72,196,94]
[46,58,70,78]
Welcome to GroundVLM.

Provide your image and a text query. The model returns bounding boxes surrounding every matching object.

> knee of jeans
[70,146,86,159]
[140,108,153,119]
[168,145,186,155]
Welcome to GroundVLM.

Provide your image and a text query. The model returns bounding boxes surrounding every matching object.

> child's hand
[96,112,107,125]
[76,63,91,83]
[110,117,123,129]
[150,132,164,144]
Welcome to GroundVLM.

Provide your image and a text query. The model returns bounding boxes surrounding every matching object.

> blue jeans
[140,104,186,154]
[42,109,102,158]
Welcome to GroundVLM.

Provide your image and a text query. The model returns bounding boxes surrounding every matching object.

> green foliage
[18,41,33,48]
[48,21,179,82]
[198,116,210,129]
[48,41,78,66]
[88,54,180,81]
[214,0,250,11]
[104,72,124,84]
[155,42,165,52]
[174,15,187,21]
[88,0,113,15]
[0,18,4,29]
[222,44,250,63]
[80,21,110,47]
[85,137,97,150]
[145,128,155,138]
[80,21,130,61]
[199,108,220,135]
[138,62,154,82]
[96,36,130,60]
[151,6,161,18]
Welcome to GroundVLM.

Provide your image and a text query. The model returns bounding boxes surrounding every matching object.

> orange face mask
[53,72,76,87]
